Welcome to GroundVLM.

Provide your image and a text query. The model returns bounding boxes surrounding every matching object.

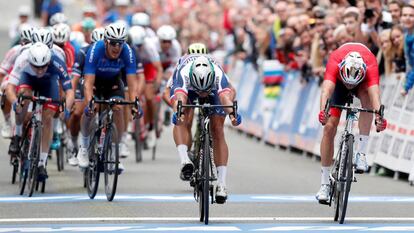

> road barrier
[232,60,414,183]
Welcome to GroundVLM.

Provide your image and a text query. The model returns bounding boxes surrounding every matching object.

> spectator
[343,8,366,43]
[388,0,403,25]
[41,0,63,26]
[103,0,133,26]
[390,25,406,73]
[377,29,393,76]
[401,4,414,96]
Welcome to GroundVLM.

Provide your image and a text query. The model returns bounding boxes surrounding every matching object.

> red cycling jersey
[324,42,379,89]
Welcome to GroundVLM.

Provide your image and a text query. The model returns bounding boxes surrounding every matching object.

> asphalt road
[0,1,413,232]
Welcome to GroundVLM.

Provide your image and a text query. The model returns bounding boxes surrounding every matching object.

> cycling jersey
[62,41,75,75]
[84,40,137,81]
[156,39,182,71]
[170,54,231,98]
[17,55,72,111]
[324,42,379,89]
[72,45,91,78]
[8,45,66,86]
[135,39,160,82]
[0,44,30,75]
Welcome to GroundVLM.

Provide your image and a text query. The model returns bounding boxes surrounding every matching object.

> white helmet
[70,31,86,47]
[189,56,215,92]
[129,26,146,46]
[52,23,71,44]
[32,27,53,49]
[339,52,367,88]
[114,0,129,6]
[91,27,105,43]
[28,42,52,67]
[156,25,176,41]
[104,22,127,41]
[19,23,33,43]
[132,13,150,27]
[49,13,67,26]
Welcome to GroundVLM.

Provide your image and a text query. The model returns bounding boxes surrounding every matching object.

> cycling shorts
[18,76,60,111]
[330,81,361,118]
[144,63,157,83]
[188,90,226,116]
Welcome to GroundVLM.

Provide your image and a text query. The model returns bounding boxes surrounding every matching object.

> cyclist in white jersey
[0,24,33,138]
[129,25,163,148]
[156,25,182,79]
[131,12,157,39]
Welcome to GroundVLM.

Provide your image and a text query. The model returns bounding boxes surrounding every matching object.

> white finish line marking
[1,217,414,223]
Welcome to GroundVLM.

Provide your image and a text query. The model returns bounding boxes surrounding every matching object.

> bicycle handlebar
[177,100,238,118]
[88,96,141,117]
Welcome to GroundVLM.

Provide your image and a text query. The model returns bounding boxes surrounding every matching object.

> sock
[38,152,48,166]
[53,118,58,133]
[177,144,189,164]
[122,132,128,143]
[4,113,10,122]
[81,135,90,149]
[321,166,330,185]
[15,124,22,136]
[356,135,369,154]
[217,166,227,187]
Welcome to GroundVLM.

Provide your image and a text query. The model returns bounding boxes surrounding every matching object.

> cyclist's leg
[354,87,372,172]
[144,81,157,147]
[1,79,13,138]
[211,113,228,203]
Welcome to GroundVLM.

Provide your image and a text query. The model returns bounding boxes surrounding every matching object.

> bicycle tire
[134,118,143,163]
[86,133,100,199]
[202,132,210,225]
[104,125,119,202]
[56,143,64,172]
[41,180,46,193]
[11,160,18,184]
[333,141,343,222]
[338,135,354,224]
[18,134,31,195]
[27,128,41,197]
[152,99,162,161]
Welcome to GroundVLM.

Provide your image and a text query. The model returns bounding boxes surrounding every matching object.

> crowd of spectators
[28,0,414,88]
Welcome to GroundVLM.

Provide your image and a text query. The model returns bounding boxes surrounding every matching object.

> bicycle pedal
[318,200,330,205]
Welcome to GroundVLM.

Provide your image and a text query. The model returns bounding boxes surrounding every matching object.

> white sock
[81,135,90,149]
[122,132,128,143]
[53,118,58,133]
[321,166,330,185]
[177,144,189,164]
[217,166,227,187]
[15,124,22,136]
[356,135,369,154]
[38,152,48,167]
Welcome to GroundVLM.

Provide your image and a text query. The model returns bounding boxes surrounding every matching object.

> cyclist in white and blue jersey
[6,43,74,180]
[170,54,242,204]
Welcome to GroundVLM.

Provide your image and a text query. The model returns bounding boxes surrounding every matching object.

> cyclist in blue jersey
[66,28,104,166]
[170,55,242,204]
[77,22,142,171]
[6,43,74,180]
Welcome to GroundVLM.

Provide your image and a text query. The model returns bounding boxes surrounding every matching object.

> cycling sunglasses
[31,63,49,69]
[107,39,124,47]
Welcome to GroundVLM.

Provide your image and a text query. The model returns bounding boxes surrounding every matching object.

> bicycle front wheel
[104,125,119,202]
[134,118,143,163]
[56,136,64,172]
[27,128,41,197]
[335,135,354,224]
[86,134,100,199]
[202,134,210,225]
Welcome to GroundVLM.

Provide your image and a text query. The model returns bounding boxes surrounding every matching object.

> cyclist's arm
[83,74,95,104]
[154,61,164,86]
[126,73,139,100]
[367,84,381,112]
[319,80,335,111]
[173,92,188,113]
[219,91,234,115]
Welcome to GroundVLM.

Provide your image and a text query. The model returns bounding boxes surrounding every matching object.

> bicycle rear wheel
[134,118,143,162]
[18,129,31,195]
[86,133,100,199]
[334,135,354,224]
[104,125,119,202]
[56,136,64,171]
[11,158,18,184]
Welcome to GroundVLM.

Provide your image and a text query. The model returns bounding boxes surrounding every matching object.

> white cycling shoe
[77,147,89,168]
[315,184,331,203]
[354,152,368,174]
[1,122,13,139]
[119,142,130,158]
[215,185,228,204]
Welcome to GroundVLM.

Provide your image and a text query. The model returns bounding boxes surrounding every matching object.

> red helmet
[339,52,366,88]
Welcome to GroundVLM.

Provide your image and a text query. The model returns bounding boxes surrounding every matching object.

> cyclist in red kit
[316,42,387,203]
